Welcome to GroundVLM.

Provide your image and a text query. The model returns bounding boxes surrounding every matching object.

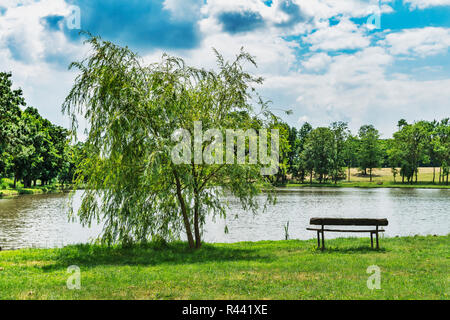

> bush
[0,178,15,189]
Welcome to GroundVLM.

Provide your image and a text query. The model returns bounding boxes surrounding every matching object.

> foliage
[0,72,75,188]
[0,72,24,178]
[286,122,312,182]
[302,127,334,183]
[63,36,280,248]
[358,125,383,182]
[329,121,349,184]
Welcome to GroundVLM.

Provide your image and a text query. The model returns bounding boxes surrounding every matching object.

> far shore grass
[0,236,448,300]
[0,178,74,198]
[285,167,450,189]
[0,186,70,198]
[285,181,450,189]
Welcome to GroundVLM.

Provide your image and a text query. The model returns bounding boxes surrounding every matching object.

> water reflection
[0,188,448,249]
[0,192,101,250]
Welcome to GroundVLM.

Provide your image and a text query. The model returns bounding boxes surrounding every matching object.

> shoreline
[282,182,450,190]
[1,182,449,198]
[0,187,74,198]
[1,234,448,252]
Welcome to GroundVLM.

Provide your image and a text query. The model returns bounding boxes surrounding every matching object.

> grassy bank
[0,236,448,300]
[0,178,72,198]
[0,186,60,198]
[286,167,450,189]
[285,181,450,189]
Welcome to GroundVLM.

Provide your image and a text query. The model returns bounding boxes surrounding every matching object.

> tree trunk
[193,193,202,249]
[310,172,313,185]
[348,167,351,182]
[13,176,17,189]
[174,171,195,248]
[369,168,372,182]
[432,167,435,184]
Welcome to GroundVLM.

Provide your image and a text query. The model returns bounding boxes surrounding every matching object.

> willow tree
[63,36,280,248]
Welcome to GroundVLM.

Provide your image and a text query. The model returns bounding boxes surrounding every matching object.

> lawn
[0,178,71,198]
[287,167,450,189]
[0,236,448,300]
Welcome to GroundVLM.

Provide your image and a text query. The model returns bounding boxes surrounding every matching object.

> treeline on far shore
[0,72,82,190]
[274,118,449,185]
[1,71,449,190]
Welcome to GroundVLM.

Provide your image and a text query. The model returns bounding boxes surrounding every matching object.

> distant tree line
[278,119,450,185]
[0,72,82,188]
[1,70,449,190]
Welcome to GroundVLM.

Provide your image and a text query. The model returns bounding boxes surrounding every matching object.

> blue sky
[0,0,449,137]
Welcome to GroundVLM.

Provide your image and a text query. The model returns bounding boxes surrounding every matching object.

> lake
[0,188,448,250]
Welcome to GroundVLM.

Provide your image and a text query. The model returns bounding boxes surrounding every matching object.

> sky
[0,0,449,138]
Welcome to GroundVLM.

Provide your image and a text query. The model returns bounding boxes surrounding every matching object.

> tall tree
[0,72,24,179]
[329,121,349,184]
[343,134,359,182]
[287,122,312,183]
[358,125,382,182]
[302,127,334,183]
[386,138,402,183]
[392,121,429,184]
[424,120,440,183]
[434,119,450,185]
[295,122,313,183]
[63,37,279,248]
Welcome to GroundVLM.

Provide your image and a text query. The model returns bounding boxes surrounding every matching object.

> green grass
[285,181,450,189]
[0,178,70,198]
[0,236,448,300]
[286,167,450,189]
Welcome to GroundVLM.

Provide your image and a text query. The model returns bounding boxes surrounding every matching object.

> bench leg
[321,231,325,251]
[376,232,379,249]
[370,232,374,249]
[317,231,321,249]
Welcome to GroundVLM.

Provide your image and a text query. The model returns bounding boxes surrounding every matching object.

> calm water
[0,188,448,249]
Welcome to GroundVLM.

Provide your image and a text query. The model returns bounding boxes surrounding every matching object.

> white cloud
[381,27,450,57]
[298,0,391,20]
[302,52,332,71]
[262,46,450,137]
[0,0,86,127]
[303,19,371,51]
[298,115,310,124]
[404,0,450,9]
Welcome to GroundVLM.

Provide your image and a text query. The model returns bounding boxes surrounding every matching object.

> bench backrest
[310,218,388,226]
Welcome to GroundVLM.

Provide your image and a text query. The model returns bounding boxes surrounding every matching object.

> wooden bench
[306,218,388,250]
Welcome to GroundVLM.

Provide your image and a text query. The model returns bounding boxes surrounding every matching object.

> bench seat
[306,228,386,233]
